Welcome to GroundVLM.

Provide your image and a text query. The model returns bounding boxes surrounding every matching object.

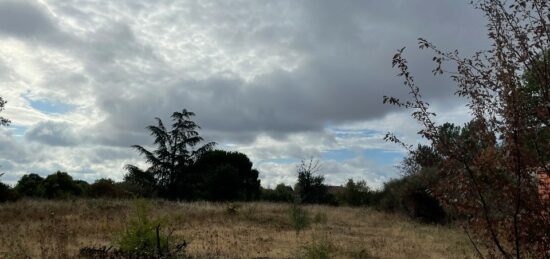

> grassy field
[0,199,476,258]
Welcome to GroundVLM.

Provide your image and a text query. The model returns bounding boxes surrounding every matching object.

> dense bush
[336,179,372,206]
[191,150,261,201]
[87,178,130,198]
[42,171,84,199]
[0,182,17,202]
[295,160,335,205]
[370,170,446,223]
[261,184,295,203]
[15,173,45,197]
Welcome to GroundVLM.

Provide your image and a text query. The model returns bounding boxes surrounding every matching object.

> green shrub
[116,200,169,256]
[301,237,332,259]
[289,204,310,235]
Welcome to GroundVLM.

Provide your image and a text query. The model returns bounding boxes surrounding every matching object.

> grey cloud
[1,0,490,186]
[74,0,488,148]
[0,1,56,38]
[25,121,79,146]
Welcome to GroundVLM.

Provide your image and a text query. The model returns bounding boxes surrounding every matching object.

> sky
[0,0,489,188]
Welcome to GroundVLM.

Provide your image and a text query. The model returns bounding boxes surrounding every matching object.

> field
[0,199,476,258]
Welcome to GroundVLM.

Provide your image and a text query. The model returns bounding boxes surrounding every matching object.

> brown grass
[0,199,476,258]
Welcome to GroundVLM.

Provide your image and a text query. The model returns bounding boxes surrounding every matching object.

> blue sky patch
[9,125,27,137]
[27,98,76,115]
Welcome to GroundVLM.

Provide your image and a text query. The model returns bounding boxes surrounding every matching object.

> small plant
[114,200,186,257]
[301,237,332,259]
[289,203,310,235]
[225,203,240,216]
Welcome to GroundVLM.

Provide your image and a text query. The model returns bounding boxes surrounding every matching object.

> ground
[0,199,476,258]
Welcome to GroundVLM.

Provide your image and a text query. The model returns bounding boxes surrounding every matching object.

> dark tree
[339,179,371,207]
[15,173,45,197]
[0,173,17,202]
[294,159,333,204]
[43,171,83,199]
[192,150,261,201]
[87,178,127,198]
[125,109,215,200]
[0,97,10,127]
[261,184,295,203]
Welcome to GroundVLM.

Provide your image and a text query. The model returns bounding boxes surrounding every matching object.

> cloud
[0,0,487,186]
[25,121,79,146]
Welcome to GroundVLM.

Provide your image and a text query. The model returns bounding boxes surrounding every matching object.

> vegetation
[125,109,216,200]
[384,0,550,257]
[294,159,335,205]
[0,97,9,127]
[0,199,477,258]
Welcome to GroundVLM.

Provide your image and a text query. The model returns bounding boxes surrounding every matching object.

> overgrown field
[0,199,476,258]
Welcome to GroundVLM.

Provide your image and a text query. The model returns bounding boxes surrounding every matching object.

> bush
[295,160,334,205]
[43,171,83,199]
[371,170,447,223]
[0,182,17,202]
[337,179,372,206]
[289,204,310,235]
[301,237,332,259]
[261,184,295,203]
[15,173,45,197]
[116,200,169,256]
[87,178,129,198]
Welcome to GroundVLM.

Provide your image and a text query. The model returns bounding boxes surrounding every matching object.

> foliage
[115,200,184,257]
[300,237,332,259]
[261,184,295,203]
[337,179,372,207]
[125,109,215,200]
[42,171,83,199]
[384,0,550,256]
[294,159,334,204]
[0,181,17,203]
[289,203,310,235]
[192,150,261,201]
[87,178,129,198]
[15,173,45,197]
[0,97,10,127]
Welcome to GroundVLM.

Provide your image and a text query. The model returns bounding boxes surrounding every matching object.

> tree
[0,97,10,127]
[125,109,215,200]
[261,184,294,203]
[339,179,371,207]
[87,178,128,198]
[192,150,260,201]
[0,173,17,202]
[15,173,45,197]
[294,159,333,204]
[42,171,83,199]
[384,0,550,256]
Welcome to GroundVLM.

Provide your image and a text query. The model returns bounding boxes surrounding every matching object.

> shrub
[0,182,17,202]
[337,179,372,206]
[15,173,45,197]
[43,171,83,199]
[87,178,128,198]
[261,184,295,203]
[301,237,332,259]
[371,171,447,223]
[289,204,310,235]
[116,200,169,255]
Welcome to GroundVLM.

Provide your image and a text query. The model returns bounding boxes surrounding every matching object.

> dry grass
[0,199,476,258]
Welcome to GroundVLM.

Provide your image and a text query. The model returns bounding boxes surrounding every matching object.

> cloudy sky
[0,0,489,188]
